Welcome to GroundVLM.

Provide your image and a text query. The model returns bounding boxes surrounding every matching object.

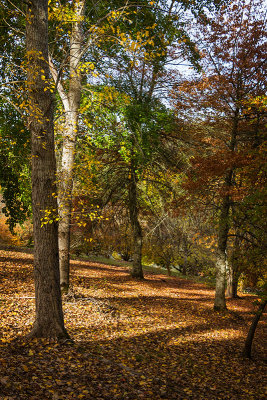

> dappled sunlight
[1,249,266,400]
[168,327,243,346]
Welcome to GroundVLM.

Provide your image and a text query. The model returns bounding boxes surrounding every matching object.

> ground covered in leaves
[0,249,266,399]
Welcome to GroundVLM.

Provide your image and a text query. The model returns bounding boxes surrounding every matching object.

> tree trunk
[26,0,68,339]
[214,108,239,311]
[226,234,240,298]
[57,111,78,293]
[214,254,227,310]
[50,1,85,293]
[226,262,239,298]
[182,235,189,276]
[166,264,171,276]
[243,299,267,359]
[128,164,144,279]
[216,173,236,311]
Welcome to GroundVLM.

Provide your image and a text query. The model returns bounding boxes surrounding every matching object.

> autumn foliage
[0,2,267,397]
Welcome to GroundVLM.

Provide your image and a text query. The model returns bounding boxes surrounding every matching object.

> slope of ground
[0,249,266,399]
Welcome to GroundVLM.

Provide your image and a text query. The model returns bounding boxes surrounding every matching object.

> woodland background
[0,0,266,398]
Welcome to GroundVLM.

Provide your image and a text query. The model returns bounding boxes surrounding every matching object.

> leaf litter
[0,249,266,399]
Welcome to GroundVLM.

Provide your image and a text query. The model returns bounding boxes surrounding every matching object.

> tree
[45,0,221,285]
[173,0,266,310]
[48,0,150,287]
[243,286,267,358]
[88,0,203,278]
[48,0,86,292]
[26,0,68,338]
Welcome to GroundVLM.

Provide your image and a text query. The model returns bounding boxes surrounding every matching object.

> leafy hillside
[0,249,266,399]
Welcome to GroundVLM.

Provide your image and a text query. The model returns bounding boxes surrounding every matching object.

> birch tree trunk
[49,0,85,292]
[128,163,144,279]
[26,0,69,338]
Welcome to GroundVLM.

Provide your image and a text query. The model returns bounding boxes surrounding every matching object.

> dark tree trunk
[26,0,69,339]
[182,236,189,276]
[226,263,239,298]
[166,264,171,276]
[226,235,240,298]
[182,265,187,276]
[128,163,144,279]
[243,299,267,359]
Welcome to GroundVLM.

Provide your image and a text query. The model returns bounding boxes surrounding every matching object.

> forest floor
[0,248,266,400]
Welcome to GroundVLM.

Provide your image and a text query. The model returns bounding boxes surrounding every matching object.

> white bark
[49,0,85,292]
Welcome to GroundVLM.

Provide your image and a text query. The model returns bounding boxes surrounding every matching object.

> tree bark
[226,259,239,298]
[243,299,267,359]
[214,108,239,311]
[128,163,144,279]
[26,0,69,339]
[182,235,189,276]
[214,188,231,310]
[226,263,238,298]
[49,1,85,293]
[166,264,171,276]
[57,110,78,293]
[226,234,240,298]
